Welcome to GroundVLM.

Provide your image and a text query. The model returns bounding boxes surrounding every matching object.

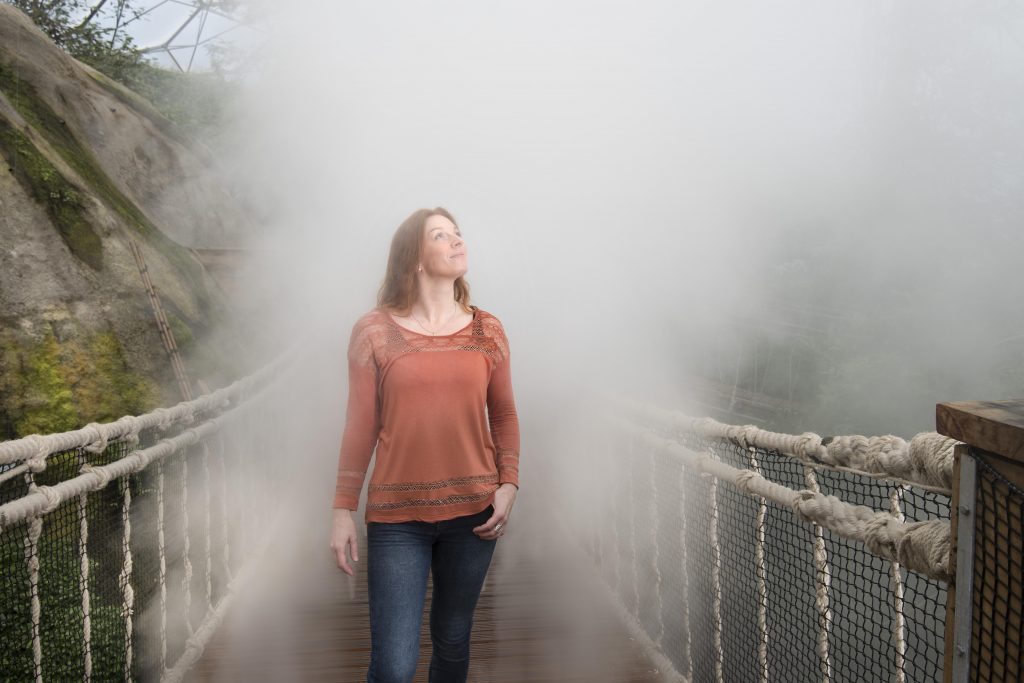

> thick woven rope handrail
[623,422,952,581]
[0,349,292,466]
[620,399,958,490]
[0,405,248,531]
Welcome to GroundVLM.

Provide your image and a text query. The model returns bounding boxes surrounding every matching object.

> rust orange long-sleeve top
[334,307,520,522]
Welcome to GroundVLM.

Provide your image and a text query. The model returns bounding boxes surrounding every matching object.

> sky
[91,0,255,71]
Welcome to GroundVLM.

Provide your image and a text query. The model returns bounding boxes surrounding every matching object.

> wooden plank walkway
[188,502,669,682]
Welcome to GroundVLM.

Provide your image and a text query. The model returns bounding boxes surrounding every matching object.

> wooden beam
[936,400,1024,462]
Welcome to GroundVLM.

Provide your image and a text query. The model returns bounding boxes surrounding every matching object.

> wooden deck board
[188,504,668,683]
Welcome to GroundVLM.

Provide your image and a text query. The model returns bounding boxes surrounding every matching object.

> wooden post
[938,400,1024,683]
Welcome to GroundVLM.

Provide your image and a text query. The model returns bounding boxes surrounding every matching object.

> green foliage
[5,0,239,142]
[0,522,34,680]
[0,330,157,440]
[6,1,125,51]
[13,333,79,436]
[67,332,158,423]
[0,498,130,679]
[118,62,240,142]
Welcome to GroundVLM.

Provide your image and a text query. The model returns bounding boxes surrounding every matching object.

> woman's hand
[331,508,359,575]
[473,483,517,540]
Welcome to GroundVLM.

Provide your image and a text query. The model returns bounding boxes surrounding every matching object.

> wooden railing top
[936,400,1024,461]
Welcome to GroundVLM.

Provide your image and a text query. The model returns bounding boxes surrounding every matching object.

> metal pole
[951,450,977,683]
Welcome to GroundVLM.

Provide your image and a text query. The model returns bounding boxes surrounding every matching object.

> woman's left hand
[473,483,517,540]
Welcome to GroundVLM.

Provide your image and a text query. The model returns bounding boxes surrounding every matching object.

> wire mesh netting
[970,450,1024,681]
[596,428,951,683]
[0,421,248,680]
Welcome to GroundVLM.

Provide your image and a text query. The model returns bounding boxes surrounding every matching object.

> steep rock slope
[0,5,249,438]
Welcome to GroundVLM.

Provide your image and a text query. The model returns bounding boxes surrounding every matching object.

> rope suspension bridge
[0,356,1021,682]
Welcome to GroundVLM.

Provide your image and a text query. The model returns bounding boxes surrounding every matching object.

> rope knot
[82,423,109,454]
[153,408,175,432]
[690,417,717,437]
[790,489,821,522]
[24,435,50,473]
[733,469,760,495]
[862,515,898,558]
[118,415,143,446]
[81,463,113,489]
[26,456,47,474]
[736,425,762,450]
[38,485,62,514]
[909,433,956,489]
[795,432,826,461]
[183,427,201,445]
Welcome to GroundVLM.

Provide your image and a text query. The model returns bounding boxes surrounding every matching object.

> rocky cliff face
[0,5,250,438]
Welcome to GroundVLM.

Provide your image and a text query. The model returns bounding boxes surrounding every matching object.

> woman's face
[419,214,467,279]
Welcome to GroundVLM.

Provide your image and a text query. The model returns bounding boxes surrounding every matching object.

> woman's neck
[410,278,460,324]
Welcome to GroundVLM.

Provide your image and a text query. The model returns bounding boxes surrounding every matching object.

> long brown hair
[377,207,472,313]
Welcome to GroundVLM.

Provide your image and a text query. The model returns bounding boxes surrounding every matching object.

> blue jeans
[366,506,496,683]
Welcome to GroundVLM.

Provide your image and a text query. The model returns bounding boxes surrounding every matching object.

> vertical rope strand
[201,443,213,615]
[804,466,834,683]
[748,448,769,683]
[237,426,249,559]
[119,474,134,682]
[78,486,93,682]
[24,466,45,683]
[157,461,167,673]
[181,453,194,638]
[649,447,666,646]
[707,474,724,683]
[889,484,908,683]
[216,434,232,585]
[627,433,641,618]
[608,438,622,595]
[677,458,693,679]
[26,515,44,683]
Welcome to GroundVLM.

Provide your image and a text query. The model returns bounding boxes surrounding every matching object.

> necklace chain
[410,307,459,336]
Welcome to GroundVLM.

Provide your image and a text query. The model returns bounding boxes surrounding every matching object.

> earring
[417,266,423,272]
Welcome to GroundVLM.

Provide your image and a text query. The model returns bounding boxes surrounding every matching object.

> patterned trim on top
[337,469,366,478]
[348,308,510,370]
[367,490,493,512]
[368,473,498,492]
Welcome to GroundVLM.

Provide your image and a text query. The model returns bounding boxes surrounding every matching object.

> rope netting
[0,358,288,681]
[968,450,1024,682]
[577,402,954,683]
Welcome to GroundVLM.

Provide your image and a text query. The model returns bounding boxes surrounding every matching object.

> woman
[331,207,520,683]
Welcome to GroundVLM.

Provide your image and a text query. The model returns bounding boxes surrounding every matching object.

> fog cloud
[197,1,1024,675]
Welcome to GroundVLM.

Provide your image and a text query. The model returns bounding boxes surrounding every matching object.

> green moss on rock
[0,329,157,439]
[0,118,103,270]
[0,62,147,231]
[165,312,194,351]
[9,333,79,436]
[73,332,157,421]
[0,62,210,296]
